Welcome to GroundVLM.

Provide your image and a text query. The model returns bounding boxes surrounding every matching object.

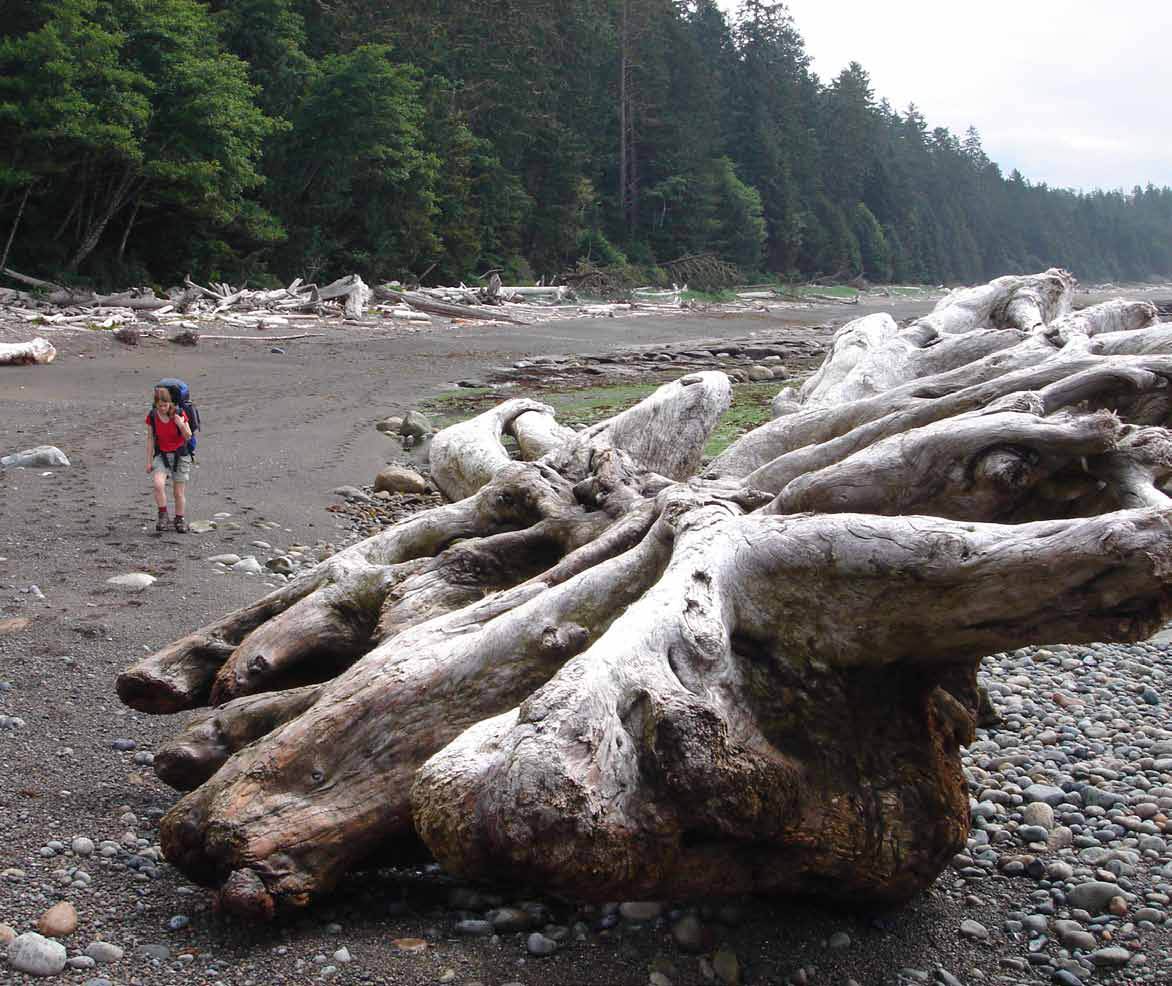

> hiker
[146,384,193,532]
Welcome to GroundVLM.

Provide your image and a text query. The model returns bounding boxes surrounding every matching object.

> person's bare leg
[174,481,186,517]
[153,470,168,510]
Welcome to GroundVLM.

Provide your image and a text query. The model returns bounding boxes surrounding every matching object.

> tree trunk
[0,183,32,274]
[116,195,142,265]
[65,167,137,273]
[117,269,1172,919]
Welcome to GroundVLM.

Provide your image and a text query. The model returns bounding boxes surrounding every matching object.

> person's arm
[145,419,156,472]
[175,411,192,440]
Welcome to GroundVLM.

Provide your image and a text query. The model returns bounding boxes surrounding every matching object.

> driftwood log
[0,336,56,365]
[117,268,1172,920]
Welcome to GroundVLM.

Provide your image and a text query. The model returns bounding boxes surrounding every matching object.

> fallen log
[0,337,56,365]
[374,286,527,325]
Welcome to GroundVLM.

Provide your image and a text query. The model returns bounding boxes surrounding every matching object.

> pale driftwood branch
[374,285,527,324]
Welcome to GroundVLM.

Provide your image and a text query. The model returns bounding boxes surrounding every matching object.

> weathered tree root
[414,506,1172,902]
[116,272,1172,917]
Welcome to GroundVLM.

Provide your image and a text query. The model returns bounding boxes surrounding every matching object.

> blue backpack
[151,377,200,457]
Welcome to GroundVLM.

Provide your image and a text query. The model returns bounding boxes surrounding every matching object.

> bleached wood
[0,337,56,365]
[113,270,1172,918]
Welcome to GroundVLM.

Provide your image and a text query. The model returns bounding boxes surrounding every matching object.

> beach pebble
[619,901,663,922]
[84,941,124,963]
[959,919,989,940]
[7,931,67,976]
[37,900,78,937]
[374,465,428,495]
[400,411,433,440]
[1068,881,1126,915]
[105,572,156,590]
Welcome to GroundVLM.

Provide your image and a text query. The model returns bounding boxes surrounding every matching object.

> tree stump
[118,268,1172,918]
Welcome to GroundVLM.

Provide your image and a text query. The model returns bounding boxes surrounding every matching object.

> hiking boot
[174,516,188,534]
[156,512,170,532]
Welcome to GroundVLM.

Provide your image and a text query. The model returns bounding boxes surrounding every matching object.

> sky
[715,1,1171,193]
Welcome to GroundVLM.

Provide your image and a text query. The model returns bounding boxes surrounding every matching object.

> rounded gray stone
[1068,881,1126,915]
[84,941,124,963]
[7,931,68,976]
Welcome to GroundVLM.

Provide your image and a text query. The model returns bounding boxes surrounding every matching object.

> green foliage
[852,203,891,281]
[269,45,439,281]
[1,0,1170,286]
[0,0,277,281]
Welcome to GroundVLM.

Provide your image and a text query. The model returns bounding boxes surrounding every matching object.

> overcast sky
[715,1,1170,193]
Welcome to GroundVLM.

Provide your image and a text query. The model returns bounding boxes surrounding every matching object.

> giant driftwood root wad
[116,268,1172,919]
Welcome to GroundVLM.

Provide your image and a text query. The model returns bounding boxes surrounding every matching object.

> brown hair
[153,386,174,406]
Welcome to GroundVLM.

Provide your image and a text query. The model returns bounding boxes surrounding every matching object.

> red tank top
[147,410,188,452]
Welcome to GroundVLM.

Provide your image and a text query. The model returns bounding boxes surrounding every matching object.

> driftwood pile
[0,265,884,363]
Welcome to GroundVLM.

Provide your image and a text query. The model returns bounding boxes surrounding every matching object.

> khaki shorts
[153,453,192,483]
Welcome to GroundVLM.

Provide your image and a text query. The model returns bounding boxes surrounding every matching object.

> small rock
[400,411,432,441]
[7,931,68,976]
[1023,784,1067,806]
[526,932,557,956]
[265,556,296,576]
[959,919,989,940]
[489,907,534,933]
[84,941,124,963]
[1054,920,1096,950]
[671,913,708,954]
[106,573,156,591]
[1090,946,1132,967]
[1068,881,1127,915]
[619,901,664,922]
[376,416,404,435]
[1022,802,1056,830]
[373,465,428,495]
[828,931,851,949]
[38,901,79,937]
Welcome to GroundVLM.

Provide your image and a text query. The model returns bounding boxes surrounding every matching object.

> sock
[158,506,168,516]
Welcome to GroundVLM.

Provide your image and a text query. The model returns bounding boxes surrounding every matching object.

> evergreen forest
[3,0,1170,290]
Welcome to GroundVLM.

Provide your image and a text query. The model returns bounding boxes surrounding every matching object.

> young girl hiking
[146,385,193,532]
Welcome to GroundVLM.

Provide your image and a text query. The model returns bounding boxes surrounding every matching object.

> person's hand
[146,462,153,473]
